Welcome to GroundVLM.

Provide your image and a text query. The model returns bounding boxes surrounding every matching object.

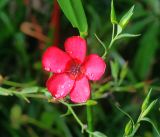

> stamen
[65,59,85,80]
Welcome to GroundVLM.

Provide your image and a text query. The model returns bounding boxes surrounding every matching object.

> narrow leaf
[110,61,119,82]
[117,25,122,35]
[141,99,158,118]
[141,117,160,136]
[141,89,152,112]
[91,131,108,137]
[110,0,117,24]
[57,0,88,36]
[86,100,97,106]
[119,5,134,28]
[124,120,133,136]
[116,33,140,40]
[119,62,128,85]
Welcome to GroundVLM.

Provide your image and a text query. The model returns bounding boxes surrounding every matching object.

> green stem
[87,105,93,137]
[87,92,93,137]
[112,24,115,40]
[2,80,36,87]
[60,101,86,132]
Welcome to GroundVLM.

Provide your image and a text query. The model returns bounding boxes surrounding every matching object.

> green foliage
[57,0,88,37]
[123,89,159,137]
[91,131,108,137]
[119,6,134,28]
[133,22,159,80]
[110,0,117,24]
[0,0,160,137]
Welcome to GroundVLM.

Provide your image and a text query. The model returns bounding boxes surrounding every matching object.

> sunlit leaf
[57,0,88,36]
[141,89,152,112]
[141,99,158,118]
[116,33,140,40]
[92,131,108,137]
[124,120,133,136]
[119,5,134,28]
[110,0,117,24]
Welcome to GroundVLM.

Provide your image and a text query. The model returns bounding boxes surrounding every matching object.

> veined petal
[83,54,106,81]
[42,46,71,73]
[46,73,74,99]
[64,36,86,63]
[70,76,90,103]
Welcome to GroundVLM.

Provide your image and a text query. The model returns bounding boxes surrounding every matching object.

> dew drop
[61,85,65,89]
[45,67,51,71]
[69,51,73,54]
[68,84,71,88]
[57,69,62,73]
[55,94,59,98]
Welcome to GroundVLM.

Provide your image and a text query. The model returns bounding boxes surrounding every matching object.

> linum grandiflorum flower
[42,36,106,103]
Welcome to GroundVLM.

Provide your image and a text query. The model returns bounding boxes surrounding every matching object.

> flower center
[66,59,85,80]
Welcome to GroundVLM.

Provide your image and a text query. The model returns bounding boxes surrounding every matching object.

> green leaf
[57,0,88,36]
[110,0,117,24]
[141,89,152,112]
[140,117,160,136]
[117,25,122,35]
[125,120,133,136]
[91,131,108,137]
[21,87,39,94]
[110,60,119,82]
[141,99,158,118]
[119,5,134,28]
[86,100,97,106]
[0,87,12,96]
[133,22,159,80]
[115,33,140,40]
[119,62,128,85]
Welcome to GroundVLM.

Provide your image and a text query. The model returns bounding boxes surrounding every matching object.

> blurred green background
[0,0,160,137]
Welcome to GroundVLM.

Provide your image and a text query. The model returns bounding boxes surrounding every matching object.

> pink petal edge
[70,76,90,103]
[46,73,75,99]
[64,36,86,63]
[42,46,71,73]
[83,54,106,81]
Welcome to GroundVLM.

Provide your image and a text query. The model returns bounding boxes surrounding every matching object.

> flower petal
[83,54,106,81]
[46,73,74,99]
[64,36,86,63]
[70,77,90,103]
[42,46,71,73]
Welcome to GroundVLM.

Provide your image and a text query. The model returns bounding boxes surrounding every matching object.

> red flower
[42,36,106,103]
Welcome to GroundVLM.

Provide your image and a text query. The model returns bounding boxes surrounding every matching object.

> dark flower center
[66,59,85,80]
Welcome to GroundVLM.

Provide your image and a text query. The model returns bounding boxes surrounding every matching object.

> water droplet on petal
[55,94,59,98]
[45,67,51,71]
[61,85,65,89]
[57,69,62,73]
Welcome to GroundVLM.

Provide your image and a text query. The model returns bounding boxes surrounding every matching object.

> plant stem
[112,24,115,40]
[87,105,93,137]
[2,80,36,87]
[60,101,86,132]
